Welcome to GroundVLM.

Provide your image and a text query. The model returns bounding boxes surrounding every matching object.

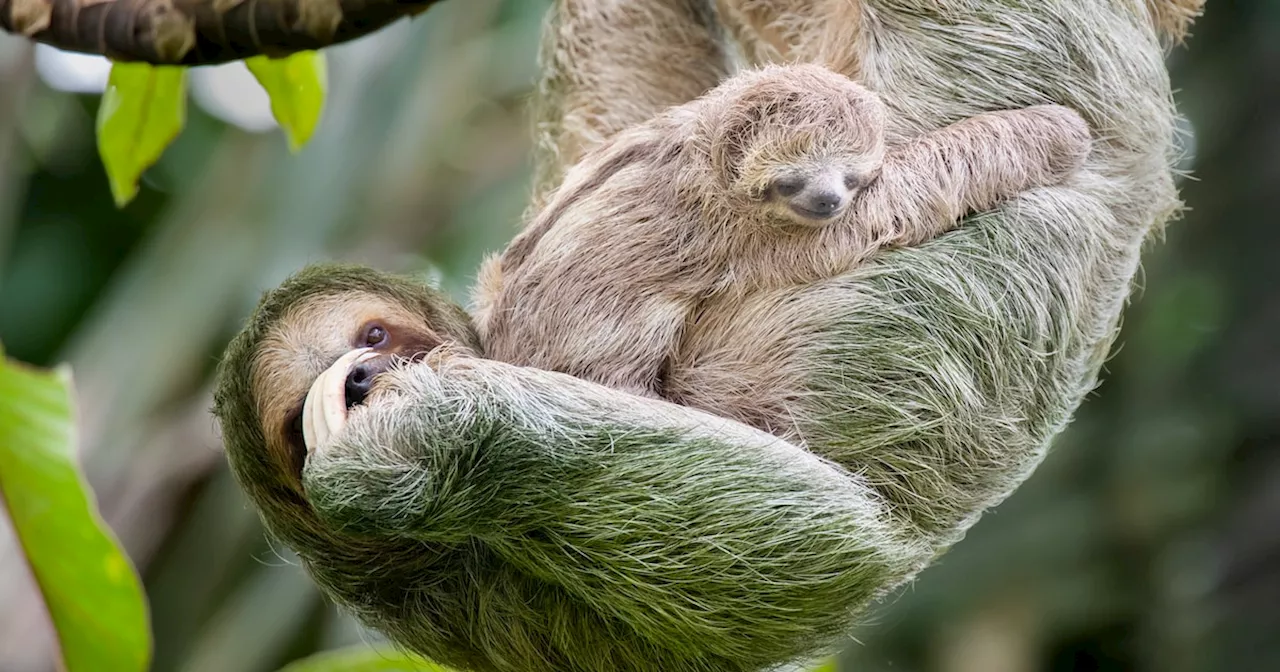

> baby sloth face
[762,158,877,226]
[709,64,888,229]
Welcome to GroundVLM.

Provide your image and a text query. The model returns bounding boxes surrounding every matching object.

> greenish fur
[213,0,1187,670]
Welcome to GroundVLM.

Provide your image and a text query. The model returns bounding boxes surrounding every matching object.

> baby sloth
[476,63,1091,398]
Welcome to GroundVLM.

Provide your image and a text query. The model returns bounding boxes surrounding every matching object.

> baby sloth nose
[793,189,844,218]
[344,362,377,409]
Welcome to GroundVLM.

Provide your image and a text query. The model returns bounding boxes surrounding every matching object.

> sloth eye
[843,173,865,190]
[363,324,389,348]
[771,177,805,198]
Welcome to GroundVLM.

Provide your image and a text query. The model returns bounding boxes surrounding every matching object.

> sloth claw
[302,348,376,454]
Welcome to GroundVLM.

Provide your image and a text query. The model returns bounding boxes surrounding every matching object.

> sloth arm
[301,186,1123,654]
[850,105,1092,250]
[303,359,921,656]
[672,186,1123,548]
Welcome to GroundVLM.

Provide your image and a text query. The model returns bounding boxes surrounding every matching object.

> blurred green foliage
[0,354,150,672]
[0,1,1274,672]
[96,52,326,208]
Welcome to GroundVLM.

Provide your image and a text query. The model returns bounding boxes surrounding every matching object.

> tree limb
[0,0,445,65]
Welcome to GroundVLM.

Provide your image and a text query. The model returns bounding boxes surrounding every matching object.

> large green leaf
[96,62,188,207]
[0,349,151,672]
[277,646,451,672]
[246,51,329,152]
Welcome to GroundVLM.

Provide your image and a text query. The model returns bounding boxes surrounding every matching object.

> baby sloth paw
[301,348,378,454]
[1025,104,1093,176]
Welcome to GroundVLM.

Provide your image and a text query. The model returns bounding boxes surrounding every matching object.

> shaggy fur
[213,0,1197,670]
[712,1,867,77]
[1146,0,1207,44]
[530,0,1202,205]
[476,63,1090,399]
[528,0,730,213]
[214,264,479,541]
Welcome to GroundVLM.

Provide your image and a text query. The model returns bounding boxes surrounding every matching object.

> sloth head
[212,264,479,546]
[702,63,887,227]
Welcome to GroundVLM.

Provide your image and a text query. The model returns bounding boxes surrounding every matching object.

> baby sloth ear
[828,83,888,168]
[707,88,786,188]
[702,67,819,187]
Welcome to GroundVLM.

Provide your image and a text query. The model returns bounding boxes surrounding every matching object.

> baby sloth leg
[855,105,1092,247]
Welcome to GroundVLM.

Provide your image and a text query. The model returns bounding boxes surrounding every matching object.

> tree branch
[0,0,445,65]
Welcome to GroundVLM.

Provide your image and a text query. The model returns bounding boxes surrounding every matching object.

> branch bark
[0,0,445,65]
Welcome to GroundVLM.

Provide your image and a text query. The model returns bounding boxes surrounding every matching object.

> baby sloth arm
[853,104,1092,249]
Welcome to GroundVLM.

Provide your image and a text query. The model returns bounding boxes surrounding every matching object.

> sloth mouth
[788,203,843,221]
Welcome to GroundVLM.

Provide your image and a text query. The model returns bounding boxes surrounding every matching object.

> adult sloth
[214,1,1198,671]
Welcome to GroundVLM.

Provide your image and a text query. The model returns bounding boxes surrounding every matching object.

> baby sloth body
[476,64,1090,398]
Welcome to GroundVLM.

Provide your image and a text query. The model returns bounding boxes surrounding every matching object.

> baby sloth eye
[363,324,389,348]
[771,177,806,198]
[843,173,867,191]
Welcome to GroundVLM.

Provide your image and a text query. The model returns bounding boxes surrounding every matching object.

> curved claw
[302,348,376,454]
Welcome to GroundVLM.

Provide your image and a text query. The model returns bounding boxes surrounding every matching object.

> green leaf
[95,62,188,207]
[0,350,152,672]
[246,51,329,152]
[277,646,453,672]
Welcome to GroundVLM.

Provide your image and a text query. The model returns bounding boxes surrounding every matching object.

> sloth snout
[345,361,380,408]
[789,188,846,220]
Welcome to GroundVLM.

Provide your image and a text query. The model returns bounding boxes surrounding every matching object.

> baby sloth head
[705,64,887,227]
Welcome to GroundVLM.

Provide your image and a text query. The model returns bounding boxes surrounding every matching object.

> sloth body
[477,64,1090,401]
[213,1,1197,671]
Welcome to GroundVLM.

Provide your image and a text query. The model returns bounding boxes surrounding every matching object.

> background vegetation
[0,1,1273,671]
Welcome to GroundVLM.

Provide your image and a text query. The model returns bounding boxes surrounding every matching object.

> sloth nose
[792,189,844,219]
[345,363,376,408]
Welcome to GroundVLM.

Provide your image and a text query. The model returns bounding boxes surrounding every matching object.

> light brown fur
[1146,0,1207,44]
[532,0,1203,203]
[476,63,1090,400]
[713,0,865,75]
[529,0,731,213]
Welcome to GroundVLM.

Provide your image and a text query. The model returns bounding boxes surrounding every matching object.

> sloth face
[248,291,454,489]
[734,132,883,227]
[757,157,881,226]
[709,66,887,227]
